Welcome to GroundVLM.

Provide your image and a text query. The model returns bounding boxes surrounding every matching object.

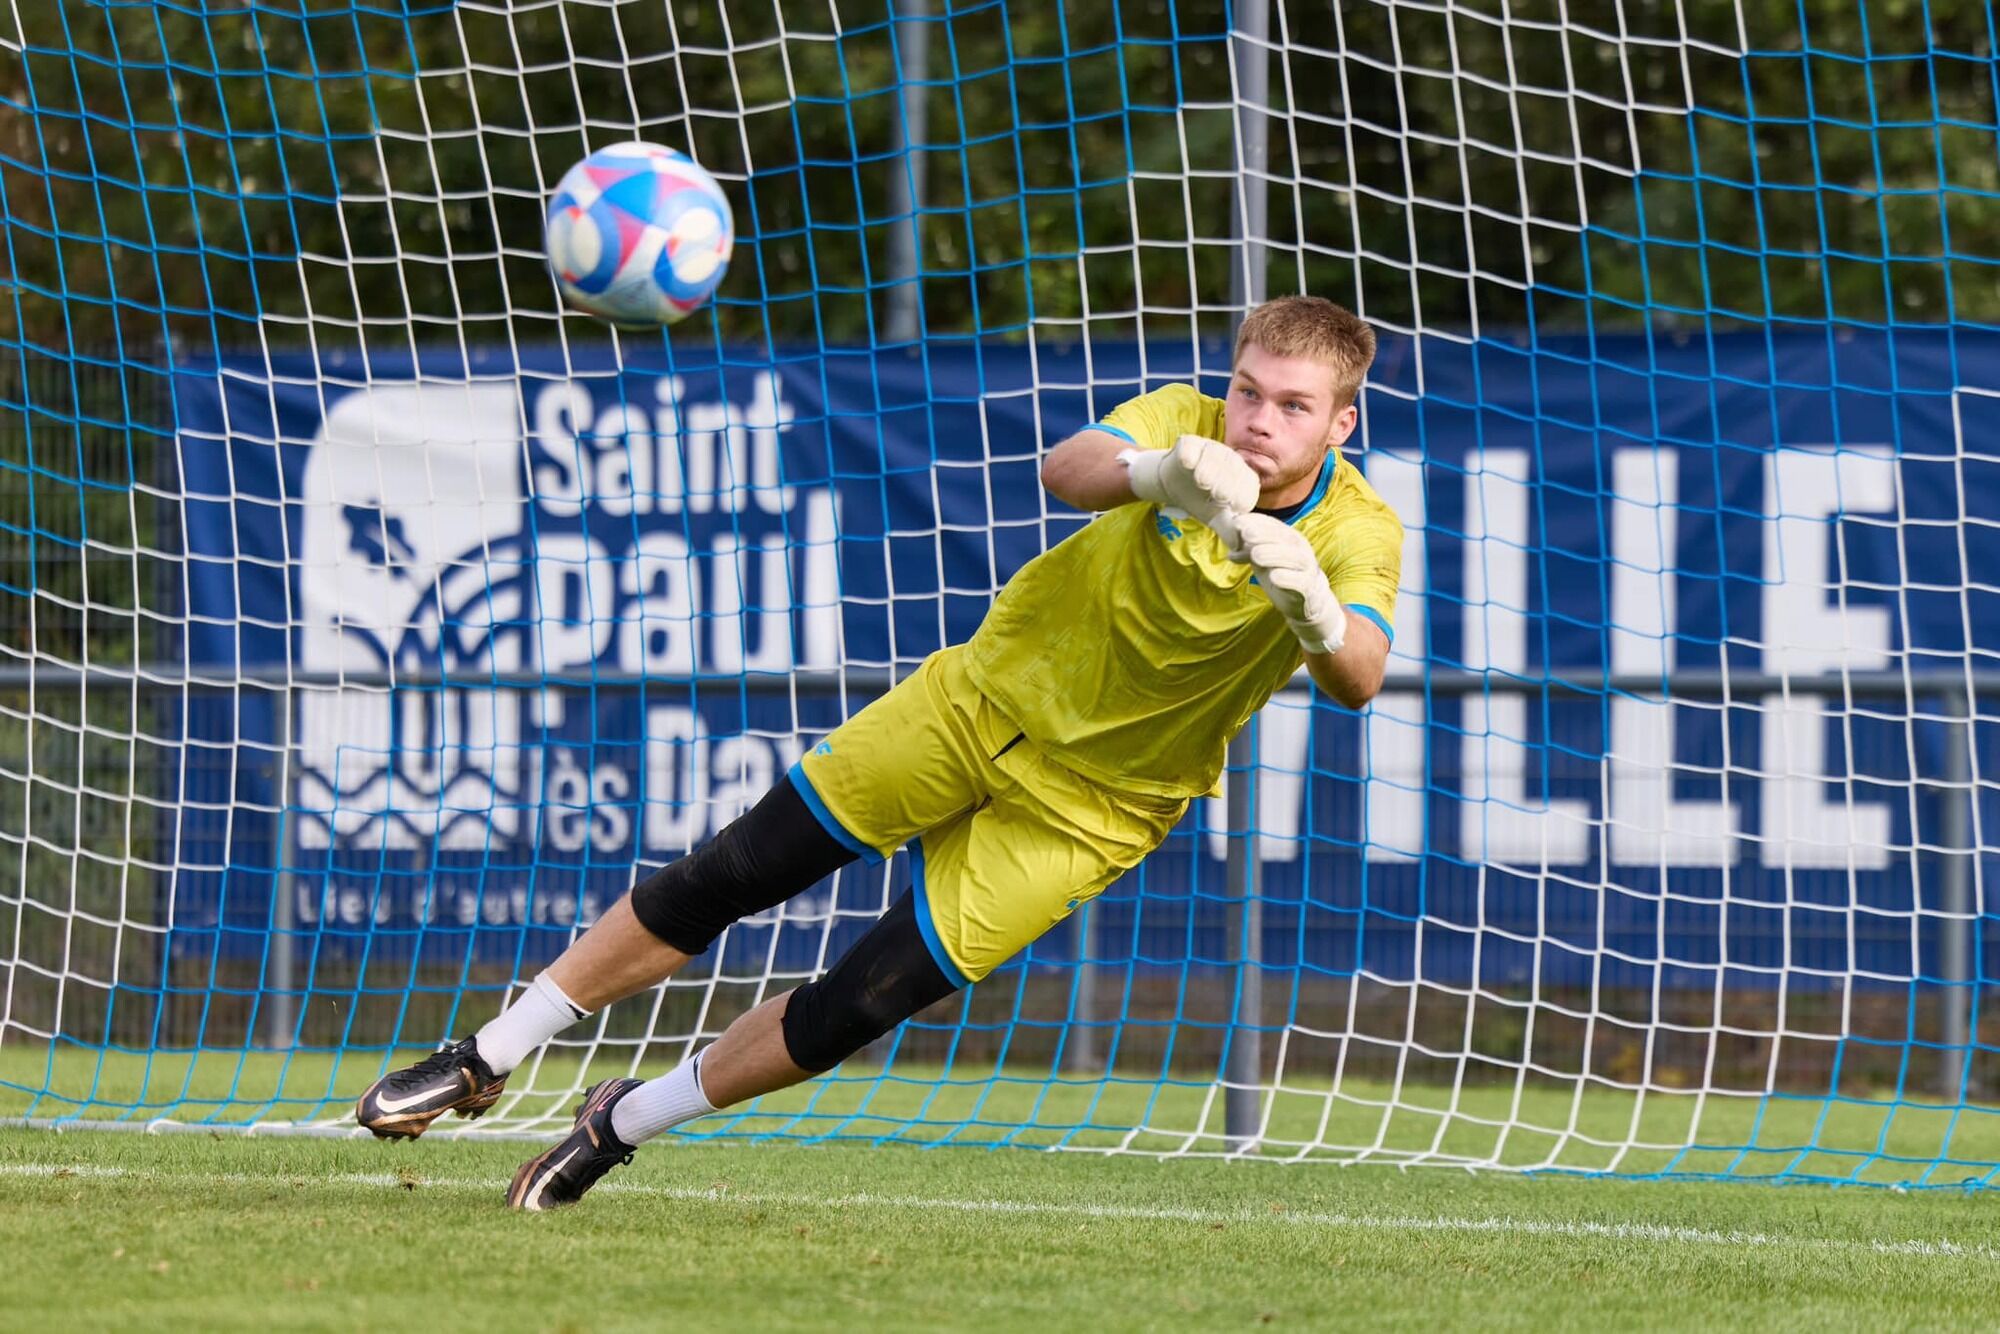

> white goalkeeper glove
[1119,434,1260,531]
[1227,512,1347,655]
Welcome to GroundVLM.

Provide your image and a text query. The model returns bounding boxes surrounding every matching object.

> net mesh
[4,0,2000,1183]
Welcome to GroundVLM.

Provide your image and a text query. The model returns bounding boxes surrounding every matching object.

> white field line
[2,1161,1996,1263]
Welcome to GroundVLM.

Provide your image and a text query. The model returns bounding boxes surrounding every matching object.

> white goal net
[3,0,1997,1183]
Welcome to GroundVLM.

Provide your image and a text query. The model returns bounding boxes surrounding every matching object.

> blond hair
[1233,295,1376,410]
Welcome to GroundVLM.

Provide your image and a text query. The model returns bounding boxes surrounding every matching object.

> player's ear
[1330,402,1359,445]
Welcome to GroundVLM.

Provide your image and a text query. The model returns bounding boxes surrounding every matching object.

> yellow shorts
[791,646,1187,985]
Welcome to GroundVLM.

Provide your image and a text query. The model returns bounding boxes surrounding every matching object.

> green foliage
[1,1,1995,661]
[4,0,1993,363]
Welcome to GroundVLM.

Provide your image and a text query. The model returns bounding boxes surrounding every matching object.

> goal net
[5,0,1999,1184]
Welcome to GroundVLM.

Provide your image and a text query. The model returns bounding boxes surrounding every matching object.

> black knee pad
[781,892,959,1074]
[627,777,855,956]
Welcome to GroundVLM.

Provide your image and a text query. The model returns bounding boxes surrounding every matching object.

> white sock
[610,1051,716,1147]
[474,972,588,1075]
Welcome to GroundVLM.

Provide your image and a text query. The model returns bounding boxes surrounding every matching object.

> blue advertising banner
[168,331,2000,990]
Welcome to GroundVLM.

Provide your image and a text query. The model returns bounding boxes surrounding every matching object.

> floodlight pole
[1224,0,1271,1150]
[885,0,929,344]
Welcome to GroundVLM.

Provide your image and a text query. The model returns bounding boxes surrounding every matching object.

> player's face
[1224,344,1360,507]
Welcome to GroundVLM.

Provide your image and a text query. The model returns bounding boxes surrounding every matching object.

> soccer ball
[544,143,734,327]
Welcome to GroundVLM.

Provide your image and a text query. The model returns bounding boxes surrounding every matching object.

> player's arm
[1228,513,1392,711]
[1303,620,1389,711]
[1040,428,1146,511]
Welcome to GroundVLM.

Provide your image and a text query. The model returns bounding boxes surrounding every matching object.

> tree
[7,0,1990,363]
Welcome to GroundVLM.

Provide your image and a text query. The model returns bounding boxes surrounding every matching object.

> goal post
[4,1,2000,1184]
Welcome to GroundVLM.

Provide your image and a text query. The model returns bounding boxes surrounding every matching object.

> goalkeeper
[355,295,1404,1210]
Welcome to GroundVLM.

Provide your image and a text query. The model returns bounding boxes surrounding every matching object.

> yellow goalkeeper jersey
[963,383,1405,801]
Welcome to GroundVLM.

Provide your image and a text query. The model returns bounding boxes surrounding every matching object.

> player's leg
[507,890,955,1209]
[353,776,854,1138]
[507,740,1187,1210]
[358,651,986,1139]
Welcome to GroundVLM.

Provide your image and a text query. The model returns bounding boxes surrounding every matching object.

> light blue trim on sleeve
[1085,421,1140,447]
[1349,604,1394,645]
[908,841,973,990]
[786,763,883,865]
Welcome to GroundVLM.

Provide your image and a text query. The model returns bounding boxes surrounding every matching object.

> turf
[8,1046,2000,1329]
[5,1127,2000,1332]
[9,1043,2000,1186]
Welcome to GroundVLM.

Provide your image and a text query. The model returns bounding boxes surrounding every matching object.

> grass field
[7,1046,2000,1328]
[9,1042,2000,1183]
[7,1127,2000,1331]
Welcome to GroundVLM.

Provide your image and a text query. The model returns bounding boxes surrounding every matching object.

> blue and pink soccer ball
[544,143,734,327]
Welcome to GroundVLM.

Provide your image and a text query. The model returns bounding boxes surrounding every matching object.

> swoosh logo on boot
[370,1077,464,1115]
[524,1147,583,1212]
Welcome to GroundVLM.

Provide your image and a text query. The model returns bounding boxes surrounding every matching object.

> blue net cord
[3,3,2000,1187]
